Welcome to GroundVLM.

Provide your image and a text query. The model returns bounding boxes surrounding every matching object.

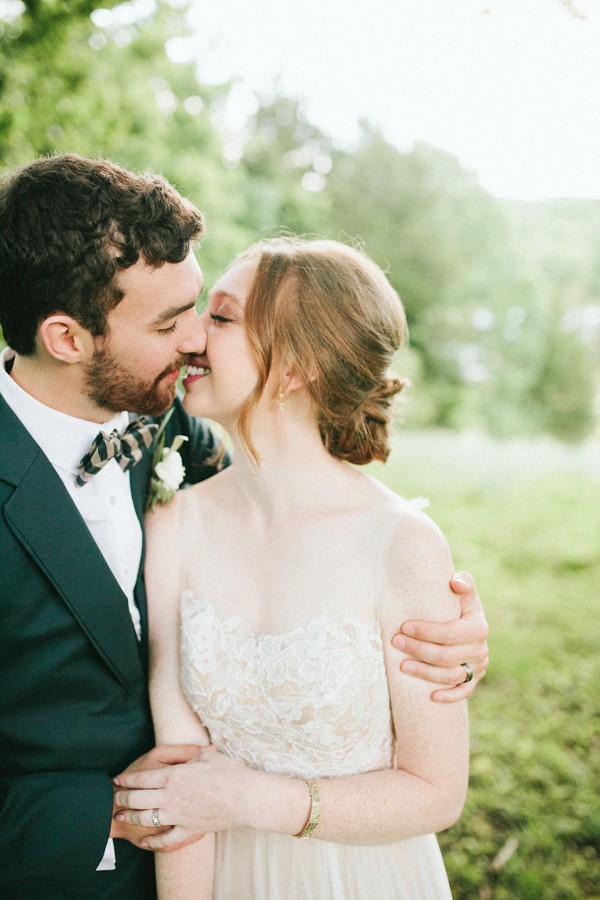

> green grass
[369,430,600,899]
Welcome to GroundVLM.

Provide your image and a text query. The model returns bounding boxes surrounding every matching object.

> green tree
[325,126,511,426]
[0,0,255,287]
[529,304,597,442]
[0,0,121,160]
[235,93,333,237]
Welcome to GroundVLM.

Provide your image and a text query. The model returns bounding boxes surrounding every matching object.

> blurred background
[1,0,598,896]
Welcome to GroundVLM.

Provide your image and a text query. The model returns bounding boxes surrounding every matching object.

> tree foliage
[1,0,598,441]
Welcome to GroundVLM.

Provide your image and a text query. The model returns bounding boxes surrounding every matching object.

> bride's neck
[226,412,348,519]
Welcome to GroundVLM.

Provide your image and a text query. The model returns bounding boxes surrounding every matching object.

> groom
[0,154,488,900]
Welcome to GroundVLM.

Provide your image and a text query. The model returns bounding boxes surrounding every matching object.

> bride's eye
[210,314,234,324]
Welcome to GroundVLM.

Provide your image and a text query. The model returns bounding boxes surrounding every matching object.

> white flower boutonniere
[146,408,189,511]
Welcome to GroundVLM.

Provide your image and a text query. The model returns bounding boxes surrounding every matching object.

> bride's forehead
[210,258,258,303]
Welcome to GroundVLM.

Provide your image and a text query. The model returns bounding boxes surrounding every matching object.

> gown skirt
[213,828,452,899]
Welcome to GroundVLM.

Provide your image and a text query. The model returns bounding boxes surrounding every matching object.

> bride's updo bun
[236,237,408,465]
[325,375,407,466]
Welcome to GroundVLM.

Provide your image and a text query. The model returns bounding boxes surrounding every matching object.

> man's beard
[85,340,183,416]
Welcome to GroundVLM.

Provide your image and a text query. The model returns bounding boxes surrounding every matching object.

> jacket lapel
[129,442,153,527]
[0,398,146,693]
[129,445,153,649]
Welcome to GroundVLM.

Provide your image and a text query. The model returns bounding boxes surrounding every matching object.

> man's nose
[179,306,207,354]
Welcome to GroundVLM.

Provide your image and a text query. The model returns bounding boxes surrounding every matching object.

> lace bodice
[180,594,394,779]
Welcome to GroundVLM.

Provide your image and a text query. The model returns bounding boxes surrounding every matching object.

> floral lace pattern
[180,594,394,779]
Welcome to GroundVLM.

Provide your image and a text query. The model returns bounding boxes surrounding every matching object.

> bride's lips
[182,361,211,388]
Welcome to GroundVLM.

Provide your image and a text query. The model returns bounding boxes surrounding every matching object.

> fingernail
[141,841,149,849]
[115,813,125,822]
[401,660,416,674]
[392,635,407,651]
[112,778,120,786]
[402,624,416,637]
[452,573,470,587]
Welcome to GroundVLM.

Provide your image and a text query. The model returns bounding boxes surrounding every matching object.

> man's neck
[7,351,115,424]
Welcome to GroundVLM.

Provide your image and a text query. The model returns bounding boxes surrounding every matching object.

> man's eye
[157,323,177,334]
[210,314,234,323]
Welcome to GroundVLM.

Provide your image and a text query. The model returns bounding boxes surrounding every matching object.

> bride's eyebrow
[208,290,242,308]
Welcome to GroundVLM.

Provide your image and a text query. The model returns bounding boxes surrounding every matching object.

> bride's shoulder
[369,482,450,566]
[369,486,456,624]
[181,466,233,513]
[145,468,230,540]
[362,474,433,524]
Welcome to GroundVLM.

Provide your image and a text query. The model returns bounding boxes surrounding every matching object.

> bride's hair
[234,237,408,466]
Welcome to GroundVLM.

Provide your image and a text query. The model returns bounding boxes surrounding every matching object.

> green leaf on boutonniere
[146,408,189,511]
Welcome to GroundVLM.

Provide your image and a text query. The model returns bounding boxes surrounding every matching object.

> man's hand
[110,814,172,848]
[392,571,489,702]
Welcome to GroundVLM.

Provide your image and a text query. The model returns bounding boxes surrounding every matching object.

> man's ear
[38,315,94,363]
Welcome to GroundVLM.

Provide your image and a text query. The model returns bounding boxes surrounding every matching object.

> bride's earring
[277,385,286,412]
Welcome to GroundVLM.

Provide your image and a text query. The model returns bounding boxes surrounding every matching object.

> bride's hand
[112,746,262,850]
[116,742,205,776]
[109,743,207,851]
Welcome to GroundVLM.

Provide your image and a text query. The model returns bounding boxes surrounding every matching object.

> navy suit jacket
[0,394,226,899]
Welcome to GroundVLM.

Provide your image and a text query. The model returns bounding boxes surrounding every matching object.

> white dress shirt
[0,347,145,871]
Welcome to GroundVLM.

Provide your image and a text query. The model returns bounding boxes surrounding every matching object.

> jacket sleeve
[0,770,114,883]
[163,397,231,486]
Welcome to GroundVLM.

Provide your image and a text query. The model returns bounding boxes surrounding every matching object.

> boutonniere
[146,408,189,511]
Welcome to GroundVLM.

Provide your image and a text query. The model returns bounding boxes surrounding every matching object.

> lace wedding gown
[180,594,453,899]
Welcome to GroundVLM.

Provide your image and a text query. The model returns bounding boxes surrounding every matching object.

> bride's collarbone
[185,558,379,633]
[194,506,386,555]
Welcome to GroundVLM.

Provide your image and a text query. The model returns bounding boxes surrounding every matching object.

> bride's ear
[38,314,94,364]
[282,371,307,395]
[280,361,318,396]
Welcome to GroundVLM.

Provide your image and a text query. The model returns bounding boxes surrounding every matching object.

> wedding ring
[151,808,162,828]
[461,662,474,684]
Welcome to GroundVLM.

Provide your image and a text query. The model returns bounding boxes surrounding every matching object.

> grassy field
[369,430,600,899]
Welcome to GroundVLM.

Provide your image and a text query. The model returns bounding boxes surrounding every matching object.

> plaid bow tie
[75,417,158,487]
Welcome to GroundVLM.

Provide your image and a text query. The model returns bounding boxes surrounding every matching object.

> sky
[182,0,600,201]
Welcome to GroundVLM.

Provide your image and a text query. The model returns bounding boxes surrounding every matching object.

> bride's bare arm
[311,510,469,842]
[115,507,468,848]
[143,498,215,898]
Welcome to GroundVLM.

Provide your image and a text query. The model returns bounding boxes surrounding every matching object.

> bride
[115,238,469,898]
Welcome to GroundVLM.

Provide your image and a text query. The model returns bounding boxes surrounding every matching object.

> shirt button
[110,496,117,505]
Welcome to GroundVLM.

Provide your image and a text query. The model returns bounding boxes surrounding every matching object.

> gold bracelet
[296,778,320,839]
